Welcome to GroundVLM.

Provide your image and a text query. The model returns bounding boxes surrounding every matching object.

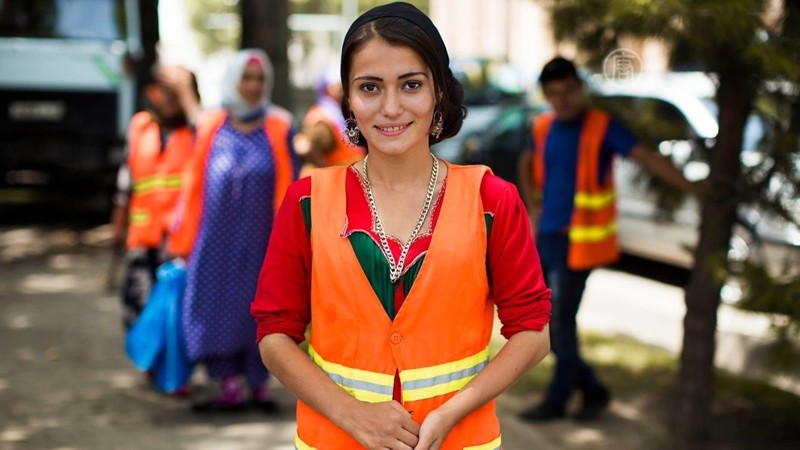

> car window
[591,95,694,145]
[482,106,531,153]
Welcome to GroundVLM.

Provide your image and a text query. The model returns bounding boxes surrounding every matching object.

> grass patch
[502,331,800,449]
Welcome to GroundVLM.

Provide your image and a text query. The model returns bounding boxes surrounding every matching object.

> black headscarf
[342,2,449,67]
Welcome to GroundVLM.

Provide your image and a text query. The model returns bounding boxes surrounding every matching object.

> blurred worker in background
[110,65,200,329]
[294,64,365,177]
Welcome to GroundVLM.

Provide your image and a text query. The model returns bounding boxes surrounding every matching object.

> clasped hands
[344,400,455,450]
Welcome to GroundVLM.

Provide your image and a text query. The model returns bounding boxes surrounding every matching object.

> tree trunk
[673,68,753,443]
[239,0,291,110]
[136,0,160,110]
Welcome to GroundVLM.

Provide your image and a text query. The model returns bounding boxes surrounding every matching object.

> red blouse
[251,166,551,343]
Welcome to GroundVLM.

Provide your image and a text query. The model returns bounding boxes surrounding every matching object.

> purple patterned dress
[182,118,286,386]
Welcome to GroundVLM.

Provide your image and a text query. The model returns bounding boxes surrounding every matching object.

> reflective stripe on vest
[299,164,501,449]
[400,346,489,402]
[531,108,620,269]
[295,434,501,450]
[126,111,193,249]
[133,174,182,193]
[129,209,150,226]
[465,436,503,450]
[308,345,394,402]
[295,434,315,450]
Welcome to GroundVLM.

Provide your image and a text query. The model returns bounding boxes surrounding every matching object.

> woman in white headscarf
[168,49,298,413]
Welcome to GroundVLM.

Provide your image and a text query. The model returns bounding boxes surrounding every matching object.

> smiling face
[348,38,437,157]
[238,61,266,106]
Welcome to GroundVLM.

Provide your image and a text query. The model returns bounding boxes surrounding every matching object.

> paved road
[0,223,791,449]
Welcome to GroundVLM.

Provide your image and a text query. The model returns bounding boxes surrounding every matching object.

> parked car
[475,72,800,295]
[432,58,526,163]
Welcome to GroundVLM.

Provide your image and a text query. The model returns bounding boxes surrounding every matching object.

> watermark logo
[603,48,642,83]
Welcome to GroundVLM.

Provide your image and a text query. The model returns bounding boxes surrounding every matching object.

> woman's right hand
[343,400,420,450]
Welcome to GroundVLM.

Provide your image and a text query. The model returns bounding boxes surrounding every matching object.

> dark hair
[538,56,582,86]
[148,64,201,103]
[340,17,466,148]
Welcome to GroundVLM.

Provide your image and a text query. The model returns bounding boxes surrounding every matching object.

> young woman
[251,3,551,448]
[168,49,297,412]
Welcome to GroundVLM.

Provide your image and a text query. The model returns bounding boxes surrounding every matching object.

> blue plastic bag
[125,260,195,392]
[125,269,170,372]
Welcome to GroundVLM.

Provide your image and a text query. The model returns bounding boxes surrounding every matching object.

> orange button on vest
[296,164,501,450]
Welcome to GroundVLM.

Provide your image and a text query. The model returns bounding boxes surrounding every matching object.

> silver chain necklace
[362,153,439,283]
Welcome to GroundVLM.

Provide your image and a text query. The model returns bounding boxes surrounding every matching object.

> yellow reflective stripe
[569,221,617,243]
[400,347,489,402]
[133,174,183,193]
[465,436,502,450]
[308,345,394,403]
[295,434,316,450]
[574,190,615,209]
[129,210,150,226]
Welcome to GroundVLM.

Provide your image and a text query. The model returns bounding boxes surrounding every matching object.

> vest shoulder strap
[127,111,155,163]
[265,107,295,211]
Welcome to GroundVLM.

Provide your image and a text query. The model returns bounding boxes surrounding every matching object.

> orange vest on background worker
[296,165,501,450]
[167,108,294,257]
[126,111,193,249]
[303,104,365,166]
[531,108,619,270]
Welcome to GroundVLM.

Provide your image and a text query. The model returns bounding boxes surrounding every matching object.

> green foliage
[183,0,429,55]
[730,260,800,368]
[549,0,768,75]
[291,0,428,14]
[183,0,240,55]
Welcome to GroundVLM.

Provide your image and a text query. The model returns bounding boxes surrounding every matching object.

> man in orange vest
[110,65,200,329]
[517,57,697,421]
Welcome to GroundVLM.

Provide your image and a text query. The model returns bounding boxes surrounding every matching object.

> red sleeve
[251,176,312,344]
[481,174,551,338]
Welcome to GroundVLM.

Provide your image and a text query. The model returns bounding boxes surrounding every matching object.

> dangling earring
[430,110,444,139]
[342,117,360,147]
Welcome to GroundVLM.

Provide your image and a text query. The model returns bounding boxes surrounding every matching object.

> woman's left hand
[413,410,455,450]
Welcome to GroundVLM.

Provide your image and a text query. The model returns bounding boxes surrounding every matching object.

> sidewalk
[1,225,795,449]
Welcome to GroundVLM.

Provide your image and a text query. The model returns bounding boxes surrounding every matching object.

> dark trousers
[537,232,606,409]
[121,247,165,329]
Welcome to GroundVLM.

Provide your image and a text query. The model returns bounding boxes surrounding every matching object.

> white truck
[0,0,141,207]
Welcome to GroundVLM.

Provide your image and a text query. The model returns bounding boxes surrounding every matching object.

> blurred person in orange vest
[167,49,298,413]
[110,65,199,329]
[516,57,698,422]
[293,64,365,177]
[251,4,551,448]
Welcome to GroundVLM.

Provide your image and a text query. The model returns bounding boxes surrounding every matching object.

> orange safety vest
[126,111,193,249]
[296,164,502,450]
[531,108,619,270]
[303,104,365,166]
[167,108,294,257]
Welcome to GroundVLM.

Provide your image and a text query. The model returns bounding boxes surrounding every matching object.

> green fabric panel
[301,197,311,237]
[301,197,493,321]
[348,233,404,320]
